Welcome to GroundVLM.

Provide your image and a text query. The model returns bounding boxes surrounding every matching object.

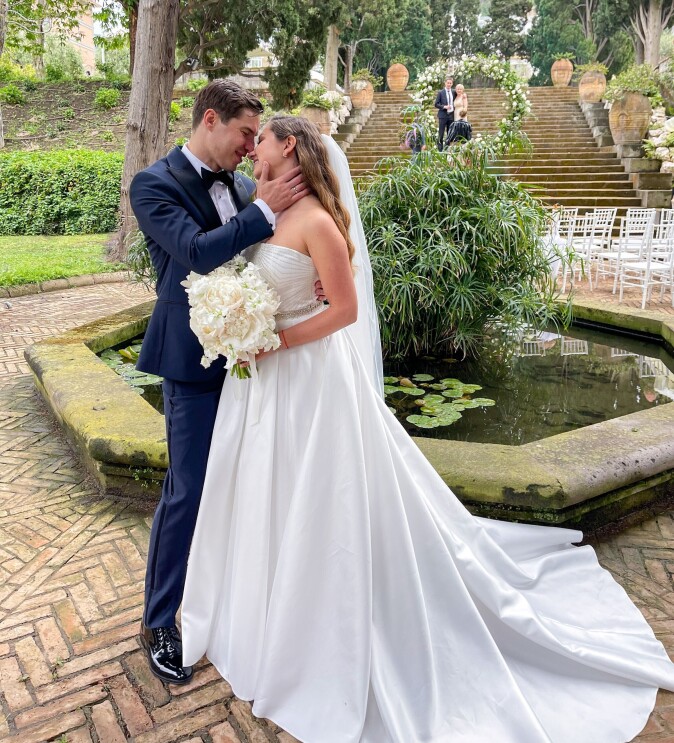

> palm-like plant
[359,142,570,359]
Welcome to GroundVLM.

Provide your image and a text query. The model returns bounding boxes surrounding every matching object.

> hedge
[0,150,123,235]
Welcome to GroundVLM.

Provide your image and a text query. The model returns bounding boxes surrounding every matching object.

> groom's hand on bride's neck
[256,162,308,214]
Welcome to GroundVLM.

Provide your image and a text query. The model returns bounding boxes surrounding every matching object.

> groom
[130,80,308,684]
[434,76,455,151]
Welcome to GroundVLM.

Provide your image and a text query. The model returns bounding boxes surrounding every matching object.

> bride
[181,115,674,743]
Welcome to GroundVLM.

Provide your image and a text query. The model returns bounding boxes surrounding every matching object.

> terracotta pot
[386,63,409,92]
[349,80,374,109]
[608,92,652,145]
[299,106,332,135]
[551,58,573,87]
[578,71,606,103]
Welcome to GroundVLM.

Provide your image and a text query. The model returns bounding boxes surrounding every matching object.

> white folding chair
[650,211,674,306]
[560,338,589,356]
[547,207,577,288]
[592,208,656,289]
[618,214,659,308]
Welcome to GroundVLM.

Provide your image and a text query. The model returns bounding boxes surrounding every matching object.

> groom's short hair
[192,80,264,130]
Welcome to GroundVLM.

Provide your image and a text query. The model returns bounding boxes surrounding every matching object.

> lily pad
[383,376,399,385]
[421,394,446,406]
[442,388,466,398]
[384,384,401,395]
[461,384,482,394]
[412,373,434,382]
[406,414,444,428]
[471,398,496,407]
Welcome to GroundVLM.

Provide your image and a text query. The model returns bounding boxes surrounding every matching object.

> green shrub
[169,101,181,122]
[0,150,123,235]
[44,38,84,81]
[0,57,37,83]
[187,78,208,91]
[359,145,569,359]
[95,87,121,109]
[0,84,26,105]
[605,64,665,107]
[179,96,195,108]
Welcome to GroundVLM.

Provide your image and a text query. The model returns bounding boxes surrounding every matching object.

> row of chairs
[548,207,674,309]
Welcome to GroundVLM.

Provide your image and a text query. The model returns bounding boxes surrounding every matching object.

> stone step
[500,171,630,183]
[539,195,643,207]
[519,178,635,189]
[346,85,668,214]
[522,186,638,198]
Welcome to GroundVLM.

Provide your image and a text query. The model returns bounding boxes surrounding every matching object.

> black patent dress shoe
[140,622,193,685]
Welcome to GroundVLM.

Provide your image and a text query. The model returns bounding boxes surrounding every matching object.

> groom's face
[207,109,260,171]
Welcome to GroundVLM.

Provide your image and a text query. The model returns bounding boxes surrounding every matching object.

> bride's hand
[314,280,327,302]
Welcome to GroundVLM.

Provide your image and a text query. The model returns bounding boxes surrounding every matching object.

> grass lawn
[0,234,126,287]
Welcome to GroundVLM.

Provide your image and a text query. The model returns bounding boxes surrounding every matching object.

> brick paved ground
[1,276,674,742]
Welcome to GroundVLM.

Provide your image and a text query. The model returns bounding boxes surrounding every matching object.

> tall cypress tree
[481,0,531,58]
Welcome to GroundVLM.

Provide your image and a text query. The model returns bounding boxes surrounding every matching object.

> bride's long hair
[265,115,355,263]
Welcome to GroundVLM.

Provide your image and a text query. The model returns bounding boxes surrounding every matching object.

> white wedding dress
[182,241,674,743]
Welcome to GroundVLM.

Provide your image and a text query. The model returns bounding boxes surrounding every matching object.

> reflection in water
[385,325,674,445]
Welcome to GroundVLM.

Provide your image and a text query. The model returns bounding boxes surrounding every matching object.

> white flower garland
[412,55,531,151]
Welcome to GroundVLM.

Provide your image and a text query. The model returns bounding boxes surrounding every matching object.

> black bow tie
[201,168,234,190]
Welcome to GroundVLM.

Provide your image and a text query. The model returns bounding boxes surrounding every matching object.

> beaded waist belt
[276,301,323,320]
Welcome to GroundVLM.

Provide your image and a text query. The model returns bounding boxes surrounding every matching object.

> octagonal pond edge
[24,299,674,528]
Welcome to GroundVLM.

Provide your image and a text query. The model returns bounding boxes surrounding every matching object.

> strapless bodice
[243,242,323,322]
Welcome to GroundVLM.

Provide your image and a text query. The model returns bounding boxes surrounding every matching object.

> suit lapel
[166,147,222,230]
[231,177,251,212]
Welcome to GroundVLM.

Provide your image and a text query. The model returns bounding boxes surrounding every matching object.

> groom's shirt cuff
[254,199,276,230]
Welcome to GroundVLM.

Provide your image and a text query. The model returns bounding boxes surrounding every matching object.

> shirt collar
[182,143,212,176]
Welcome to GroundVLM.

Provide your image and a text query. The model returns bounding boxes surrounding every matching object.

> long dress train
[182,242,674,743]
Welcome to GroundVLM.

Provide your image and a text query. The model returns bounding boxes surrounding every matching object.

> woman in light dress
[181,115,674,743]
[454,83,468,113]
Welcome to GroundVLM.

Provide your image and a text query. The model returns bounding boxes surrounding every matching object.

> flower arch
[412,55,531,149]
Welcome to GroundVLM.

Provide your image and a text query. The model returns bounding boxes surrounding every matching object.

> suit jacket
[130,146,274,383]
[434,88,456,120]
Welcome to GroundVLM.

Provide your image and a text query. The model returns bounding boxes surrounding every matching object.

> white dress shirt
[182,144,275,229]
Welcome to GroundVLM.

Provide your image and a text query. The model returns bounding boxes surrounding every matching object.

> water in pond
[103,324,674,447]
[385,324,674,445]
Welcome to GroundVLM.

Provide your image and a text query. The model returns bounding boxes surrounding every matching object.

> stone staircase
[343,87,672,220]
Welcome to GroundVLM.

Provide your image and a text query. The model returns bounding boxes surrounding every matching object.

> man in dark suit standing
[130,80,307,684]
[434,76,455,151]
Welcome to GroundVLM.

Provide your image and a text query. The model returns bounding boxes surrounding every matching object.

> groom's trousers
[144,376,223,628]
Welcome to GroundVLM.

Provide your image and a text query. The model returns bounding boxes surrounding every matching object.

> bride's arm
[270,212,358,353]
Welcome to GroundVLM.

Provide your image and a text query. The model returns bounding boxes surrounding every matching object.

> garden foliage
[0,150,123,235]
[359,145,569,359]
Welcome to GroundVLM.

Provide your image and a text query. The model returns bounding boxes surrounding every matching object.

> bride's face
[250,128,287,180]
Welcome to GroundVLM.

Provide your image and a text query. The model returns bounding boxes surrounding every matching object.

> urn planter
[551,59,573,87]
[386,63,409,92]
[349,80,374,109]
[578,71,607,103]
[608,92,652,145]
[299,105,332,134]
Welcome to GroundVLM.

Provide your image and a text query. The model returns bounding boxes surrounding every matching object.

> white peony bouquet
[181,255,281,378]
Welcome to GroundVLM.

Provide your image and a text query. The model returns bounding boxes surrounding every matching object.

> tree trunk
[324,24,339,91]
[635,35,645,64]
[644,0,664,67]
[343,43,355,94]
[129,2,139,76]
[0,0,7,149]
[110,0,180,261]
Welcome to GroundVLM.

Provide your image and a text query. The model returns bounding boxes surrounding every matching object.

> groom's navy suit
[434,86,456,151]
[130,146,273,628]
